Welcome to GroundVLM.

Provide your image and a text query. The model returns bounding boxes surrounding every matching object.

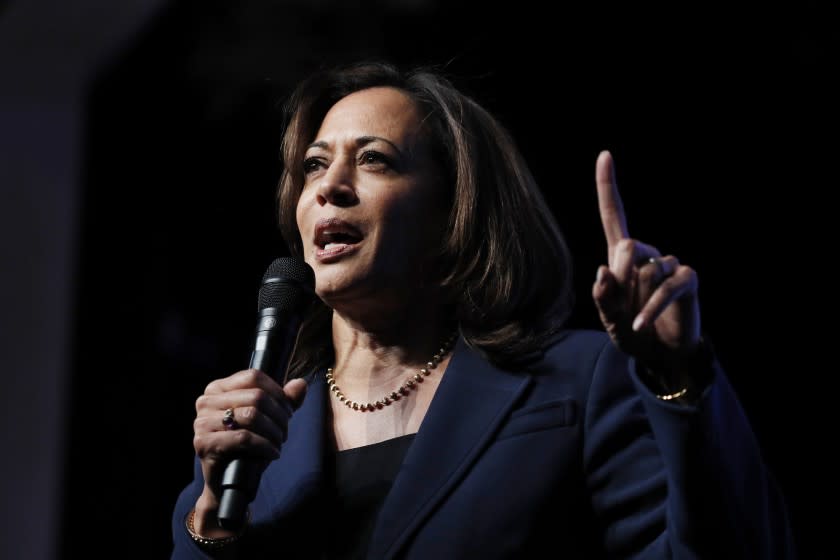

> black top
[326,434,417,559]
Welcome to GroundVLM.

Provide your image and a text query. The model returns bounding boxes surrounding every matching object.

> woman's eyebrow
[306,136,405,158]
[355,136,405,158]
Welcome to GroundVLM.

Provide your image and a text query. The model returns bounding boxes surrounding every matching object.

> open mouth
[317,231,363,250]
[313,218,364,260]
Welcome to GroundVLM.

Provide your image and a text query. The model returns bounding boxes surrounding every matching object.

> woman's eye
[359,151,390,167]
[303,157,323,174]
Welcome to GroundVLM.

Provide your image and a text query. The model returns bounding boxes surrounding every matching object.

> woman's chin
[313,272,367,305]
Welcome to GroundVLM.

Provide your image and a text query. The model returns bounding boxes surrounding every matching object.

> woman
[172,62,795,559]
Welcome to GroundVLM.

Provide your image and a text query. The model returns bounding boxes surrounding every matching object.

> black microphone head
[257,257,315,313]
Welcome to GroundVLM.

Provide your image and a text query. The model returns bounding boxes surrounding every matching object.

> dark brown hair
[278,61,575,376]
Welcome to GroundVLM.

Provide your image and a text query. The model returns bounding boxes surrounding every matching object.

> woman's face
[295,86,446,309]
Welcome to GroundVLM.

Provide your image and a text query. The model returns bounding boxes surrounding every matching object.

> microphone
[217,257,315,531]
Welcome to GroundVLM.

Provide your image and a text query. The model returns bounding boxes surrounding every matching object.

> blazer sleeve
[582,337,796,559]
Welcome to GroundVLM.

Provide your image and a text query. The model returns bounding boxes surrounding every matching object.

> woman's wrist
[187,508,246,550]
[187,493,248,551]
[639,335,716,403]
[193,493,231,538]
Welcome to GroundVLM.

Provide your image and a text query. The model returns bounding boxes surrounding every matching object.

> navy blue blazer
[172,329,795,559]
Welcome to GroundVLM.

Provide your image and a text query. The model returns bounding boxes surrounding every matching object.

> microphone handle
[217,308,300,531]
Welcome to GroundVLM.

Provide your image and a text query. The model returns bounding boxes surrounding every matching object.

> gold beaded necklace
[326,332,458,412]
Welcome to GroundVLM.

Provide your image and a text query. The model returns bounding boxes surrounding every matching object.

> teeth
[324,243,344,250]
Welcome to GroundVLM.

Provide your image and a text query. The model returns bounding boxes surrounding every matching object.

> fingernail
[632,315,645,331]
[596,267,604,284]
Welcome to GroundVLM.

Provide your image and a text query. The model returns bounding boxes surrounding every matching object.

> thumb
[282,378,308,410]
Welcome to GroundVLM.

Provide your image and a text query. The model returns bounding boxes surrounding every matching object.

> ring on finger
[648,257,667,279]
[222,407,237,430]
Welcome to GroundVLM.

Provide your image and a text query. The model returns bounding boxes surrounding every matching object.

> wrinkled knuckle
[203,380,219,395]
[617,238,635,253]
[210,441,230,458]
[251,388,270,407]
[655,276,674,294]
[237,406,257,425]
[684,266,698,285]
[193,433,207,453]
[639,265,658,282]
[676,264,694,280]
[195,394,211,411]
[235,430,252,448]
[242,369,261,385]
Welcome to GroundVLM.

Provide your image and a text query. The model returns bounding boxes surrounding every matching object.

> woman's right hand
[190,370,307,537]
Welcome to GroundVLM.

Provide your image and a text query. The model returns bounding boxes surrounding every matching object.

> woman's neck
[329,301,452,388]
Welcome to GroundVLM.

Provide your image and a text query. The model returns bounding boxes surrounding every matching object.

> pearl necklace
[326,332,458,412]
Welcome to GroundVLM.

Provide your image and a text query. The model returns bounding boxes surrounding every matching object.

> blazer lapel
[367,337,533,559]
[259,371,328,516]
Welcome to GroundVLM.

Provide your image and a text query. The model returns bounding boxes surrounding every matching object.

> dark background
[3,1,835,558]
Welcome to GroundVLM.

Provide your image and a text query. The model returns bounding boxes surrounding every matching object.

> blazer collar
[367,336,533,559]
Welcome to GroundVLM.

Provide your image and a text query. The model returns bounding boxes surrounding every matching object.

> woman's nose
[316,160,358,207]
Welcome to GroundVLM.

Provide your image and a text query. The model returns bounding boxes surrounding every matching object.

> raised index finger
[596,150,630,249]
